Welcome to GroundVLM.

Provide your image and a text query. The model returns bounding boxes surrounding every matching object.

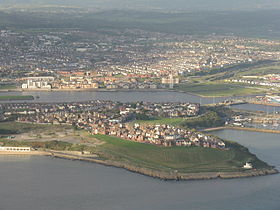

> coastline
[0,88,262,98]
[46,151,280,180]
[0,98,34,101]
[0,151,49,155]
[0,87,270,102]
[249,101,280,107]
[203,126,280,134]
[1,149,277,181]
[0,88,167,93]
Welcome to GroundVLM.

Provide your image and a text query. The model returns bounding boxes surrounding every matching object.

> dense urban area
[0,28,280,91]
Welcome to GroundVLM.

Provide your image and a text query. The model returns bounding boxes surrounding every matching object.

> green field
[135,111,224,129]
[0,84,17,90]
[175,83,265,97]
[0,122,94,151]
[0,138,90,152]
[235,63,280,77]
[0,95,34,101]
[135,117,185,126]
[94,134,269,173]
[181,62,280,96]
[0,122,70,134]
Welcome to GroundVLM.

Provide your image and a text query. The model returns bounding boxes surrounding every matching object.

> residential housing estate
[1,101,225,149]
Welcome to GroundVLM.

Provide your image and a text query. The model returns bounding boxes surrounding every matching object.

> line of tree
[180,111,224,128]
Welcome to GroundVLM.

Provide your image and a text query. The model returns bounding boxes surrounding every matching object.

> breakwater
[0,151,49,155]
[203,126,280,134]
[250,101,280,107]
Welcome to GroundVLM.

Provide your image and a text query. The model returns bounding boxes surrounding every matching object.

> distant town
[1,29,280,91]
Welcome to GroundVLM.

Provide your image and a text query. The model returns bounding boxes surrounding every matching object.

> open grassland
[0,122,104,146]
[0,84,17,90]
[0,121,69,134]
[94,134,269,173]
[235,63,280,77]
[135,117,185,126]
[192,62,280,79]
[175,83,265,97]
[134,111,224,129]
[0,138,92,152]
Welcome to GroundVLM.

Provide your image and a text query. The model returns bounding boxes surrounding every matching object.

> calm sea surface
[0,129,280,210]
[231,103,280,113]
[0,91,243,104]
[1,91,275,112]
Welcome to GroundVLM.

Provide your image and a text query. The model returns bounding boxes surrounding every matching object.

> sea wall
[49,151,278,181]
[203,126,280,134]
[250,101,280,107]
[1,149,277,180]
[0,151,49,155]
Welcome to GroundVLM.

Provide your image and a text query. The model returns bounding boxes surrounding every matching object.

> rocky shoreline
[203,126,280,134]
[250,101,280,107]
[1,149,278,180]
[48,151,279,181]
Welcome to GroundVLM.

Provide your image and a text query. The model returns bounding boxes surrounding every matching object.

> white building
[22,77,54,90]
[0,147,31,152]
[162,74,179,88]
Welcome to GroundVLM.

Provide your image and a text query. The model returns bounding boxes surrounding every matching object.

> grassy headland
[0,121,276,179]
[94,134,271,173]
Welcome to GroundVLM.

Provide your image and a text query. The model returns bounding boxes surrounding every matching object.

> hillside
[0,9,280,38]
[94,134,272,174]
[1,0,280,11]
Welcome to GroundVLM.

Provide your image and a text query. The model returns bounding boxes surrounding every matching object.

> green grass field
[0,84,17,90]
[175,83,265,97]
[94,134,269,173]
[134,117,185,126]
[235,63,280,77]
[135,111,223,128]
[0,122,70,134]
